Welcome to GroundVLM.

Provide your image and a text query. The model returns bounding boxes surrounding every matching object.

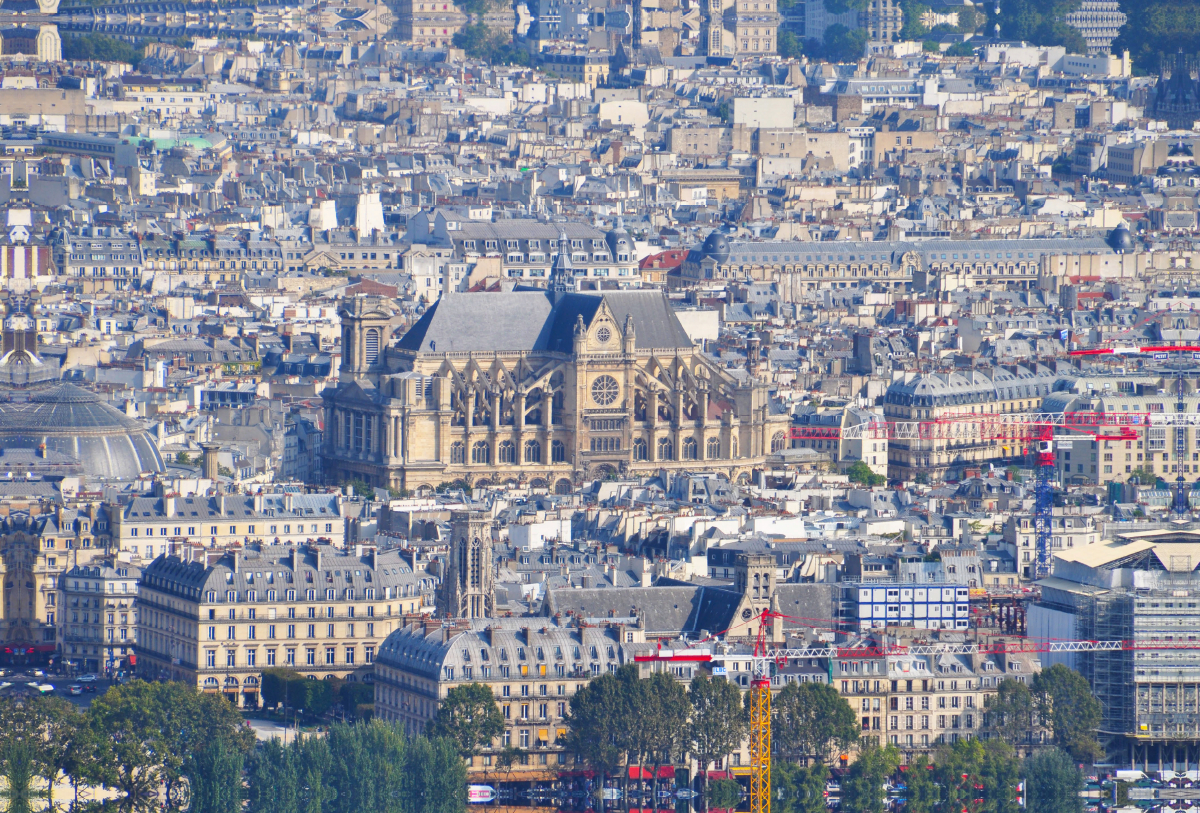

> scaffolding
[1087,590,1136,741]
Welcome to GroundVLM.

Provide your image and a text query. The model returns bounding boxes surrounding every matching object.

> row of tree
[0,680,254,813]
[0,680,471,813]
[793,740,1085,813]
[260,668,374,721]
[247,721,467,813]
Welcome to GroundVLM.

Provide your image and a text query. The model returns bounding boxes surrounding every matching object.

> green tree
[325,721,409,813]
[86,680,255,808]
[344,479,373,498]
[846,460,885,487]
[840,744,900,813]
[778,30,803,58]
[979,739,1022,813]
[987,0,1086,53]
[176,451,191,465]
[930,737,1020,813]
[1022,749,1083,813]
[707,779,741,810]
[406,736,469,813]
[689,674,748,811]
[1113,2,1200,77]
[1031,664,1103,762]
[339,682,375,721]
[247,739,300,813]
[823,24,868,61]
[983,679,1037,751]
[774,762,828,813]
[295,735,335,813]
[772,681,858,764]
[1129,466,1155,483]
[564,670,627,797]
[903,756,939,813]
[451,23,531,65]
[823,0,867,12]
[897,0,930,40]
[638,672,691,803]
[427,683,505,758]
[61,33,144,65]
[189,738,246,813]
[3,737,34,813]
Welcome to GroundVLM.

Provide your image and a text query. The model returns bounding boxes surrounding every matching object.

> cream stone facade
[112,492,347,555]
[882,364,1059,482]
[136,544,434,707]
[374,617,640,777]
[321,283,790,493]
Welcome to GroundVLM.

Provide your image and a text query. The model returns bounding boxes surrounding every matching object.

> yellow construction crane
[748,610,775,813]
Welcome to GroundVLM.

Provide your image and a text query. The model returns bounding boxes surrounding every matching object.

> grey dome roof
[605,222,634,257]
[702,230,731,263]
[0,383,165,480]
[1108,222,1133,252]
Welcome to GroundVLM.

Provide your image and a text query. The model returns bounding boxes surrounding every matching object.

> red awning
[628,766,676,780]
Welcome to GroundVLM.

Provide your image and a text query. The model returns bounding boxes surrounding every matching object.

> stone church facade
[321,284,790,493]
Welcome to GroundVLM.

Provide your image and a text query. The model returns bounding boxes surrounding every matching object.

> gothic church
[321,272,790,493]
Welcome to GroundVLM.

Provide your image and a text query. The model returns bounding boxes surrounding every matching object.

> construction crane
[1065,343,1200,515]
[635,614,1200,813]
[790,407,1200,580]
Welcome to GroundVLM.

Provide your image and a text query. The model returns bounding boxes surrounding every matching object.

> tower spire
[550,229,575,295]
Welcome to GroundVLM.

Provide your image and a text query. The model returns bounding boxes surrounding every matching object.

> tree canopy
[1023,748,1084,813]
[840,744,901,813]
[1112,0,1200,76]
[986,0,1087,53]
[846,460,886,487]
[61,33,144,65]
[427,683,505,758]
[772,681,858,764]
[247,719,467,813]
[452,24,531,66]
[1031,664,1103,762]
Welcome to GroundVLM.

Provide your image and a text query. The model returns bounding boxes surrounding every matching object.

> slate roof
[396,290,695,355]
[542,584,742,636]
[140,546,431,599]
[376,619,629,681]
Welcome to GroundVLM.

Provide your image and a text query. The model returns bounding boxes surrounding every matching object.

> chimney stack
[201,442,220,480]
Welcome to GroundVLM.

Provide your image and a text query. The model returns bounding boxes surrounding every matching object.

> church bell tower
[437,511,495,619]
[338,295,395,382]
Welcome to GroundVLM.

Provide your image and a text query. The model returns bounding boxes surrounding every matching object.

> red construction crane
[789,408,1191,579]
[635,612,1200,813]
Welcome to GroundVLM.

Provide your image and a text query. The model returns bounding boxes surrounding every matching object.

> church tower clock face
[591,375,619,406]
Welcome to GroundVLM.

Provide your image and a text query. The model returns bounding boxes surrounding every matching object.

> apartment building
[407,210,639,287]
[0,502,112,664]
[112,492,347,556]
[51,226,143,292]
[374,618,639,775]
[136,544,435,707]
[1002,510,1100,580]
[881,363,1060,482]
[59,561,141,676]
[834,643,1041,762]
